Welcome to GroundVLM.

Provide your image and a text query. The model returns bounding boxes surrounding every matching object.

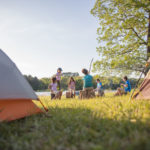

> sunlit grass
[1,93,150,150]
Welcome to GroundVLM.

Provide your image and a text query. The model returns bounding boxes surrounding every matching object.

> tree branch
[131,27,147,44]
[125,27,147,45]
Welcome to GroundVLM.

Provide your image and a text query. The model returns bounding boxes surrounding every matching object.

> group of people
[48,68,131,99]
[48,68,77,99]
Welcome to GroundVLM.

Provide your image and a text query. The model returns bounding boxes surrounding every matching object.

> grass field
[1,93,150,150]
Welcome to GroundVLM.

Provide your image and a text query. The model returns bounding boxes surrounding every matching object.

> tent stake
[39,99,48,112]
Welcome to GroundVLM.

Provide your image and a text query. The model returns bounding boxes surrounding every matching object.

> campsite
[1,0,150,150]
[0,49,150,149]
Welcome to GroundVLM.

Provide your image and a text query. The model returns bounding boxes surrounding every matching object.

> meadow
[1,93,150,150]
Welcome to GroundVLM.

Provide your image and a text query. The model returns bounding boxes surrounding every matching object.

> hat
[58,68,63,71]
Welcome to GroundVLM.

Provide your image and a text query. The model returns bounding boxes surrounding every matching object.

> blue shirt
[125,80,131,92]
[97,82,103,89]
[83,75,93,88]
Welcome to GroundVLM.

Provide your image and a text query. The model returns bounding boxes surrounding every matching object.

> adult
[80,69,94,99]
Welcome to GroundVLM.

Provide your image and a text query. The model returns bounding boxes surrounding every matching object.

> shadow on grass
[0,107,150,150]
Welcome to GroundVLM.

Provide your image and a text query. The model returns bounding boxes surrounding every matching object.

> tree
[75,77,83,90]
[91,0,150,76]
[40,78,50,89]
[61,77,69,90]
[24,75,41,91]
[24,74,138,91]
[24,75,48,91]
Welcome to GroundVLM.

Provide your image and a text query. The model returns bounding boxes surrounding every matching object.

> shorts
[69,87,75,91]
[51,91,59,99]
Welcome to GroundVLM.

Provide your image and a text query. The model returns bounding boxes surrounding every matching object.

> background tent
[0,49,44,121]
[134,70,150,100]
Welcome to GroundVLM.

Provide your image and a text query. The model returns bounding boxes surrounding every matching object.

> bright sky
[0,0,99,78]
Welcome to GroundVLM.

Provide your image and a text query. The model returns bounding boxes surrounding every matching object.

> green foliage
[74,77,83,90]
[1,95,150,150]
[60,77,69,90]
[24,75,138,91]
[91,0,150,75]
[24,75,45,91]
[40,78,50,89]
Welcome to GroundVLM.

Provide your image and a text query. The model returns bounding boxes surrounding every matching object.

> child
[68,77,76,98]
[96,79,104,97]
[48,77,61,100]
[56,68,62,90]
[81,68,94,99]
[115,76,131,96]
[121,76,131,93]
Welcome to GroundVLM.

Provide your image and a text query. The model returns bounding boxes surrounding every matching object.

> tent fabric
[0,100,43,121]
[0,49,38,100]
[0,49,44,121]
[134,70,150,100]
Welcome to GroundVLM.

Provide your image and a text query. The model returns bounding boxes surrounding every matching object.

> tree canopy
[91,0,150,76]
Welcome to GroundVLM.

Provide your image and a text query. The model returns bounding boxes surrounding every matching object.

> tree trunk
[144,12,150,76]
[147,12,150,60]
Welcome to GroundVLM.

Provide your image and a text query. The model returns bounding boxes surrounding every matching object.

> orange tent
[0,49,46,121]
[134,70,150,100]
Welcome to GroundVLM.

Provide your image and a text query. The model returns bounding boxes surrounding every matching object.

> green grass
[1,93,150,150]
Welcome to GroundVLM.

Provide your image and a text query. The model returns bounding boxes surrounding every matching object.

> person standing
[68,77,76,98]
[56,68,62,90]
[48,77,58,100]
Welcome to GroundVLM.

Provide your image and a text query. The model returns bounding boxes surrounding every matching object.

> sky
[0,0,99,78]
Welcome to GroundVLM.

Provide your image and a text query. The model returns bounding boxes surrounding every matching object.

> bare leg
[114,88,123,96]
[57,80,61,90]
[73,89,76,98]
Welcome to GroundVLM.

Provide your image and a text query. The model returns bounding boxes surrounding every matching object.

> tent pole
[89,58,94,74]
[38,98,48,112]
[129,69,144,101]
[129,59,150,101]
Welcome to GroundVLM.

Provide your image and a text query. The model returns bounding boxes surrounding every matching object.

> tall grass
[1,93,150,150]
